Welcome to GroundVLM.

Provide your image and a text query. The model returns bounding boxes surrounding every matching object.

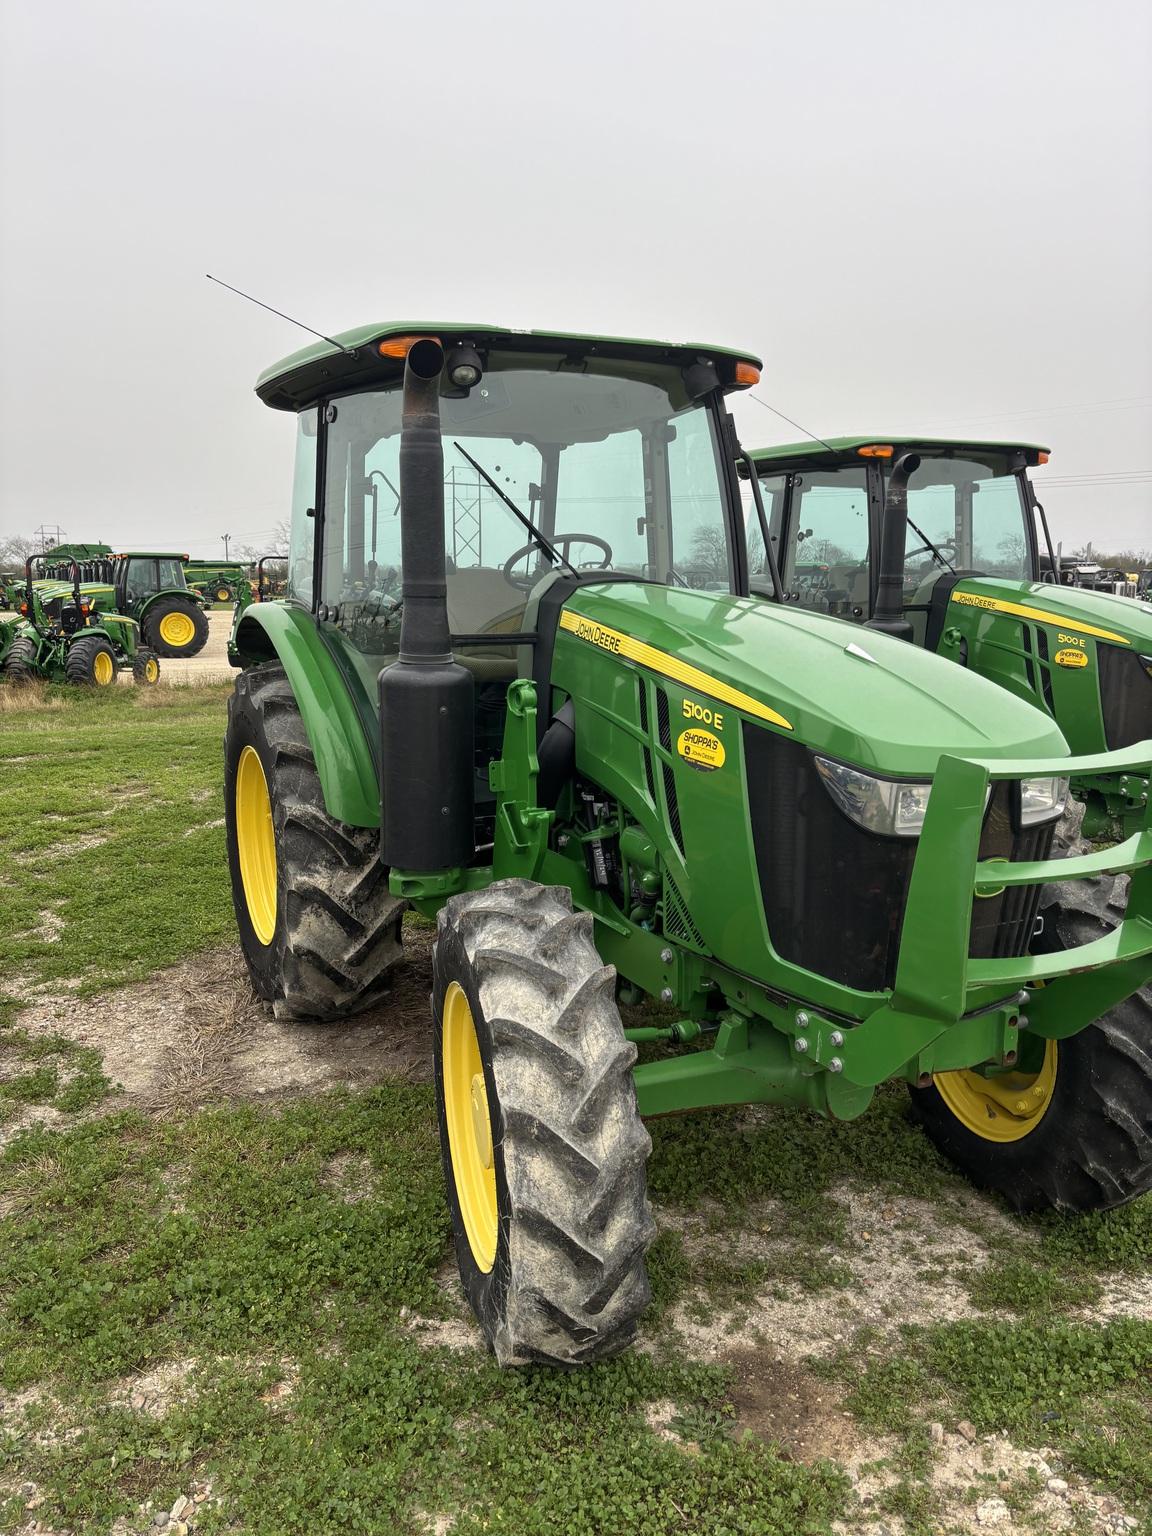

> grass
[0,683,1150,1534]
[0,682,234,1011]
[0,1094,850,1535]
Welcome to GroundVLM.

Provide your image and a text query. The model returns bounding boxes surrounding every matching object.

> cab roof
[749,435,1049,472]
[256,321,762,412]
[110,551,189,560]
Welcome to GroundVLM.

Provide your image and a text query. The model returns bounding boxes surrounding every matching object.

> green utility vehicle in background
[38,548,211,659]
[184,559,255,609]
[224,327,1152,1367]
[749,438,1152,842]
[2,559,160,686]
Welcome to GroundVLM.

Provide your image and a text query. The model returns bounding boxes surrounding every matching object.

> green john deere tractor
[2,559,160,687]
[224,327,1152,1367]
[91,552,210,658]
[184,559,256,610]
[748,439,1152,842]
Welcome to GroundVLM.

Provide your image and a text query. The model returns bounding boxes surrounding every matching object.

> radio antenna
[747,393,838,454]
[205,274,357,355]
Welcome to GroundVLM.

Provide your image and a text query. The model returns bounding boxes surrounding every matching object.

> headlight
[814,756,933,838]
[1019,776,1068,827]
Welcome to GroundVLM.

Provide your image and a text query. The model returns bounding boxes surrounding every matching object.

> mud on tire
[65,634,117,686]
[2,634,39,682]
[224,661,405,1020]
[433,878,655,1365]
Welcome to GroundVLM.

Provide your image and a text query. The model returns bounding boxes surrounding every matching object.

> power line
[913,394,1152,429]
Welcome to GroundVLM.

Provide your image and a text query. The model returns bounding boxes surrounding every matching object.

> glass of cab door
[315,360,735,658]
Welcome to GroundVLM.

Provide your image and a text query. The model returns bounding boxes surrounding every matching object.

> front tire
[65,634,117,687]
[433,879,655,1365]
[224,663,405,1020]
[132,648,161,686]
[144,597,210,658]
[910,943,1152,1213]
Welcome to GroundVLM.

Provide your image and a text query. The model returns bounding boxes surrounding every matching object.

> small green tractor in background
[2,558,160,687]
[38,546,211,659]
[184,559,256,610]
[224,327,1152,1367]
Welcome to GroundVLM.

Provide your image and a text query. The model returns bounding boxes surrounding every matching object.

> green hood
[565,584,1069,778]
[953,578,1152,651]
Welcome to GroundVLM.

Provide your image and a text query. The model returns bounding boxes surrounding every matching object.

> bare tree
[0,533,40,566]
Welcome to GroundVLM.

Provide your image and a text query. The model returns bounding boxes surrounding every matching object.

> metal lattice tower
[446,465,483,568]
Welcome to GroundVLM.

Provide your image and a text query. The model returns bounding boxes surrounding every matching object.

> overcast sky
[1,0,1149,559]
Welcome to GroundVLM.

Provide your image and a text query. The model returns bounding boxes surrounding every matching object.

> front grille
[744,726,1051,993]
[1098,643,1152,750]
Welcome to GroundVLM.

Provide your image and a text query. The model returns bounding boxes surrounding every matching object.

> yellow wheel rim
[93,650,115,686]
[935,1039,1058,1143]
[159,611,196,647]
[236,745,277,946]
[442,981,498,1272]
[145,658,159,683]
[217,588,231,601]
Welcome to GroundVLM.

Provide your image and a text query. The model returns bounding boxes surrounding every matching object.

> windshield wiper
[452,442,579,578]
[906,515,955,573]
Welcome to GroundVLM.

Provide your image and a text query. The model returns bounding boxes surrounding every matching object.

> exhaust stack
[378,339,475,872]
[865,451,920,642]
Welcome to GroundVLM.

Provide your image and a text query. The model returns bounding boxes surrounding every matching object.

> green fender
[232,604,379,828]
[137,587,205,624]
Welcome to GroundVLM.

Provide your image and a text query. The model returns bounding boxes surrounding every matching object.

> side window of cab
[785,468,870,618]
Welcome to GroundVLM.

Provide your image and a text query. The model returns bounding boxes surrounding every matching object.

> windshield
[318,364,733,652]
[892,455,1031,584]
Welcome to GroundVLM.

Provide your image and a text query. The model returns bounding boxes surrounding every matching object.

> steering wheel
[502,534,613,590]
[906,537,957,566]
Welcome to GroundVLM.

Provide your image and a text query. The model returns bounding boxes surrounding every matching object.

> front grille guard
[895,741,1152,1032]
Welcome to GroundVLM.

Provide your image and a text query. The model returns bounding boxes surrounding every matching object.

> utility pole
[222,533,231,560]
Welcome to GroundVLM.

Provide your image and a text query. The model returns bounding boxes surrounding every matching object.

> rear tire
[144,597,210,658]
[65,634,117,687]
[433,879,655,1365]
[224,662,405,1020]
[132,648,161,686]
[2,634,39,682]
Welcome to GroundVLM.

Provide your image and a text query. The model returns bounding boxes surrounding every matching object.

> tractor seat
[447,568,527,680]
[816,562,869,617]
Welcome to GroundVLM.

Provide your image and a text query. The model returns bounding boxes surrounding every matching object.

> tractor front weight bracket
[632,1012,874,1122]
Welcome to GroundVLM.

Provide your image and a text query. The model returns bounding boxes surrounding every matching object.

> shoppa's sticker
[677,728,726,771]
[1055,648,1089,669]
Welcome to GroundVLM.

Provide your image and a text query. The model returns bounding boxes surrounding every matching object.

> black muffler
[378,338,475,871]
[865,451,920,642]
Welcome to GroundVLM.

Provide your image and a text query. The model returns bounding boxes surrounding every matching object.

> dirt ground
[5,923,436,1137]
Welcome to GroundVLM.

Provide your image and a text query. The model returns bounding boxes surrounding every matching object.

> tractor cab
[748,437,1046,636]
[238,325,761,790]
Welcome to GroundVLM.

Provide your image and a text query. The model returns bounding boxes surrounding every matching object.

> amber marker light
[857,444,895,458]
[1037,451,1051,464]
[378,335,439,358]
[733,361,761,387]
